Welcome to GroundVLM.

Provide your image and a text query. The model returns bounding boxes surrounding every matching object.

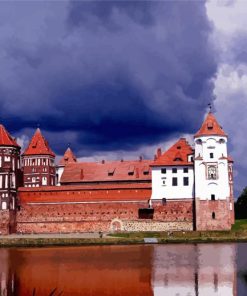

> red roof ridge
[23,128,55,157]
[0,124,20,148]
[151,138,193,167]
[195,112,227,138]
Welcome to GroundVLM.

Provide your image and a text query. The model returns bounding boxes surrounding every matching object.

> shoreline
[1,231,247,247]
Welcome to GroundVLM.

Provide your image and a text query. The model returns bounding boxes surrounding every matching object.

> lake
[0,243,246,295]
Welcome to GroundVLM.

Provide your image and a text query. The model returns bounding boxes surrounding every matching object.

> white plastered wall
[194,136,230,200]
[151,166,194,200]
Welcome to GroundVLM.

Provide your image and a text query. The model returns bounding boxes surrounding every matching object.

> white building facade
[151,112,234,230]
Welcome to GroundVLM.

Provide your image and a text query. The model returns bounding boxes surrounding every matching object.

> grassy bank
[1,220,247,247]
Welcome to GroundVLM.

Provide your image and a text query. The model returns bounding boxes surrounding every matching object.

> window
[42,177,47,186]
[183,168,188,173]
[2,201,7,210]
[211,194,215,201]
[162,180,166,185]
[183,177,189,186]
[172,177,178,186]
[172,168,177,173]
[161,168,166,174]
[4,156,10,162]
[208,165,217,180]
[212,212,216,219]
[210,153,214,159]
[162,198,166,205]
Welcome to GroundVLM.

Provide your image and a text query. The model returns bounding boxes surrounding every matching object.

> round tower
[22,128,56,187]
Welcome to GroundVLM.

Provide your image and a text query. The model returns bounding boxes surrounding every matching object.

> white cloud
[206,0,247,194]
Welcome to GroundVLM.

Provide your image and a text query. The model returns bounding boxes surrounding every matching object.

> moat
[0,243,246,295]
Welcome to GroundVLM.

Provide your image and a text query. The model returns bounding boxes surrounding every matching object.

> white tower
[194,112,234,230]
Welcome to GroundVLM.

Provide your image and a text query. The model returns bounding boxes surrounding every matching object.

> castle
[0,112,234,234]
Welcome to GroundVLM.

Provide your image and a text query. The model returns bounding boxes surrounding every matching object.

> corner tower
[22,128,56,187]
[194,112,234,230]
[56,147,77,185]
[0,124,21,234]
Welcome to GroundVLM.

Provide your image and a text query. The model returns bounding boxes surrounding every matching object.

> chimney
[154,154,157,161]
[121,159,124,162]
[102,159,105,164]
[135,168,139,178]
[80,169,84,180]
[139,156,143,162]
[157,148,162,158]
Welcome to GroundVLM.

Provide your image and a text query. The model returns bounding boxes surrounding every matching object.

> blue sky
[0,1,246,196]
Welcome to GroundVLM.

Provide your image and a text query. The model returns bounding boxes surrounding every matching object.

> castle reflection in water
[0,243,239,296]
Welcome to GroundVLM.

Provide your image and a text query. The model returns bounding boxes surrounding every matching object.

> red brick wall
[195,198,233,231]
[0,210,16,235]
[16,199,194,233]
[152,200,193,222]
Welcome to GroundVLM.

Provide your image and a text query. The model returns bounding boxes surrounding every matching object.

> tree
[235,187,247,219]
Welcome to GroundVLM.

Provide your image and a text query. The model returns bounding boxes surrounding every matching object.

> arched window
[212,212,216,219]
[2,202,7,210]
[42,177,47,186]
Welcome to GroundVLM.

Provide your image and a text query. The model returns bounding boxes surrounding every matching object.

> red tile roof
[194,112,227,137]
[0,124,20,148]
[60,160,152,184]
[23,128,55,157]
[151,138,193,167]
[59,147,77,166]
[18,184,151,203]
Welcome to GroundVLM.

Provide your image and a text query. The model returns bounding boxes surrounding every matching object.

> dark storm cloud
[0,0,217,155]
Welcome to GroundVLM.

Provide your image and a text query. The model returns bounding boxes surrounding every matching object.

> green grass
[232,219,247,231]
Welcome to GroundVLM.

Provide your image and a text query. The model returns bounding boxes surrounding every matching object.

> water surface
[0,243,246,295]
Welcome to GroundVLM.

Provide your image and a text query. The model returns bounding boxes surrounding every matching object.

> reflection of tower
[152,243,237,296]
[0,249,19,296]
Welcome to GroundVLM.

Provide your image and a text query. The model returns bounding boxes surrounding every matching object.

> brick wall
[152,200,193,222]
[195,198,232,231]
[16,199,194,233]
[0,210,16,235]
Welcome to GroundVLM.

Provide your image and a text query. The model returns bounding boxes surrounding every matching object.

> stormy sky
[0,1,246,195]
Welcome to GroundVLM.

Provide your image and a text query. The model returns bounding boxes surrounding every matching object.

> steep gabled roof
[151,138,193,167]
[60,159,152,184]
[23,128,55,157]
[59,147,77,166]
[194,112,227,138]
[0,124,20,148]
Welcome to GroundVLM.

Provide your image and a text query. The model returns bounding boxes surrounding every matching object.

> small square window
[172,168,177,173]
[172,177,177,186]
[161,168,166,174]
[210,153,214,159]
[211,194,215,201]
[183,168,188,173]
[183,177,189,186]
